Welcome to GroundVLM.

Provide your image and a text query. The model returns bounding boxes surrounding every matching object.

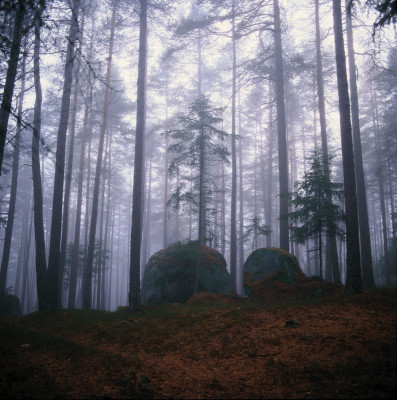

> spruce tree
[287,151,345,289]
[166,96,230,293]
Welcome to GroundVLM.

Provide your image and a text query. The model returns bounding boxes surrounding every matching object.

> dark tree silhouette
[332,0,362,293]
[0,0,26,174]
[129,0,148,311]
[273,0,289,252]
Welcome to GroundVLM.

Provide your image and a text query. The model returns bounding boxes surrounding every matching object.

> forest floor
[0,287,395,399]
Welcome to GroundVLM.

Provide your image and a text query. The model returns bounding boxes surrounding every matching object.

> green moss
[141,242,231,305]
[243,247,302,296]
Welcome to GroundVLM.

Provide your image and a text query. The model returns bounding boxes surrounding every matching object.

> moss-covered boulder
[141,242,232,305]
[0,294,22,318]
[243,247,306,297]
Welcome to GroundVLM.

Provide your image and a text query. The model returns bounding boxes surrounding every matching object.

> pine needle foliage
[285,150,346,285]
[287,151,345,243]
[166,96,230,242]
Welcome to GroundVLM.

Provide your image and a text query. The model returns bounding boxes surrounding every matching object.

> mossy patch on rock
[141,241,232,305]
[243,247,306,297]
[0,294,22,318]
[243,247,344,300]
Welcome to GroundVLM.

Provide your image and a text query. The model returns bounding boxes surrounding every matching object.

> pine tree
[166,96,230,293]
[286,151,345,289]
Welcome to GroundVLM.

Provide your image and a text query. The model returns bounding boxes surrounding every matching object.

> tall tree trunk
[194,115,207,293]
[273,0,289,252]
[129,0,148,311]
[0,39,27,299]
[176,171,180,241]
[388,161,396,238]
[221,154,226,255]
[106,207,115,310]
[332,0,362,293]
[96,145,107,310]
[116,205,122,306]
[254,115,259,249]
[378,168,390,284]
[20,209,33,314]
[15,193,30,297]
[32,13,48,311]
[68,21,94,309]
[369,196,378,274]
[314,0,341,285]
[370,82,390,284]
[288,115,296,257]
[143,157,152,269]
[219,79,226,256]
[163,80,169,248]
[47,0,81,310]
[59,8,86,307]
[84,121,93,249]
[319,227,323,291]
[102,132,113,311]
[0,0,25,174]
[238,93,244,294]
[266,82,274,248]
[82,0,117,309]
[345,0,375,288]
[230,0,238,292]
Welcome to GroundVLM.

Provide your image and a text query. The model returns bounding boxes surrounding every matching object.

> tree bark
[163,80,169,248]
[102,131,113,310]
[219,79,226,256]
[14,193,30,297]
[332,0,362,293]
[47,0,81,310]
[0,0,25,174]
[194,107,207,295]
[345,0,375,288]
[273,0,289,252]
[106,207,115,310]
[129,0,148,311]
[0,38,27,299]
[68,20,94,309]
[32,13,48,311]
[82,0,117,309]
[96,142,108,310]
[59,8,86,307]
[266,81,274,248]
[143,157,152,269]
[314,0,341,285]
[370,82,390,285]
[20,209,33,314]
[230,0,238,293]
[388,161,396,238]
[378,167,390,284]
[238,92,244,294]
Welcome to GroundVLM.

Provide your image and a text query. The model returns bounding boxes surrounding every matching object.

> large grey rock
[243,247,304,297]
[141,242,232,305]
[0,294,22,318]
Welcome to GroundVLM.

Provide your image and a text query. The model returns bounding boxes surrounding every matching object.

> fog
[0,0,395,313]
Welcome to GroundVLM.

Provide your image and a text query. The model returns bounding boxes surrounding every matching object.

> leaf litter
[0,287,395,399]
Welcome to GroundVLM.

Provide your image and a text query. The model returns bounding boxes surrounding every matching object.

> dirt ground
[0,287,395,399]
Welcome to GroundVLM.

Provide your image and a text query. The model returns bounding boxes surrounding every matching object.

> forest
[0,0,396,398]
[0,0,396,315]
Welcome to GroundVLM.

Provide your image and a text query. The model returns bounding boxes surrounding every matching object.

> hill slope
[0,288,395,399]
